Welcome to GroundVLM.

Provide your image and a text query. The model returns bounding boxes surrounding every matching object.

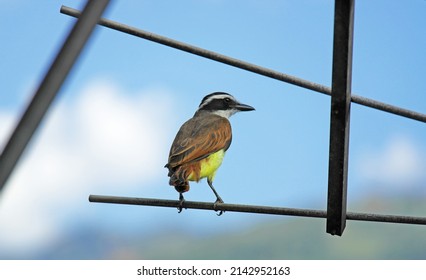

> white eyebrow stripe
[199,94,236,108]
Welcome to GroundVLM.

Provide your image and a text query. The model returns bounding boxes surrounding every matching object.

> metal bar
[0,0,111,194]
[327,0,354,235]
[327,0,355,236]
[60,6,329,95]
[88,195,426,226]
[89,195,326,218]
[60,5,426,123]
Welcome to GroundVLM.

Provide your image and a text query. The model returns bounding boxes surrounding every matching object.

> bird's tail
[165,165,190,193]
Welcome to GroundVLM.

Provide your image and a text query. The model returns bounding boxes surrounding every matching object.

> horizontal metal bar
[89,195,426,226]
[88,195,326,218]
[60,5,426,123]
[0,0,110,194]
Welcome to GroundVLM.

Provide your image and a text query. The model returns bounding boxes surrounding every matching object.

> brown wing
[166,114,232,169]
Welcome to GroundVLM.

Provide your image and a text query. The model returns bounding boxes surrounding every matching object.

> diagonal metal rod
[0,0,111,194]
[88,195,426,226]
[60,5,426,123]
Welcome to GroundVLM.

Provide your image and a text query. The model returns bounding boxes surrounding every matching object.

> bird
[165,92,255,215]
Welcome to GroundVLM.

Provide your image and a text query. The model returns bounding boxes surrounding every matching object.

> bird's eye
[224,97,231,103]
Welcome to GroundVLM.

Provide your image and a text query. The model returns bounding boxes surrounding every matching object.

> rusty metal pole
[0,0,110,194]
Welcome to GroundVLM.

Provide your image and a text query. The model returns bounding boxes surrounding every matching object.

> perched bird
[165,92,255,214]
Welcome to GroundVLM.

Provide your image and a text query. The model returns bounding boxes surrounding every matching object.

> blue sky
[0,0,425,257]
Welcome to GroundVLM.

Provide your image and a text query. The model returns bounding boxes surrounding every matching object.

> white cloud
[0,79,176,253]
[357,135,426,191]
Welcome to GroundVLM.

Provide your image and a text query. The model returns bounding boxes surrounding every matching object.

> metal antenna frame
[1,1,425,236]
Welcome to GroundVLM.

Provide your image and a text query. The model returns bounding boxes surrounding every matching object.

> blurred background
[1,0,425,259]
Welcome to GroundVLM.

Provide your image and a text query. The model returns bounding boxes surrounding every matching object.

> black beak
[234,102,255,112]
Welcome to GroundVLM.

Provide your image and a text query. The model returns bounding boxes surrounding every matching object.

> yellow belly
[188,150,225,182]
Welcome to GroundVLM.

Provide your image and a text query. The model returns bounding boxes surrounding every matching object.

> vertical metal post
[0,0,110,194]
[327,0,355,236]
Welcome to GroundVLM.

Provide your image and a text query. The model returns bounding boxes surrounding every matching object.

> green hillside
[126,196,426,259]
[35,196,426,259]
[132,217,426,259]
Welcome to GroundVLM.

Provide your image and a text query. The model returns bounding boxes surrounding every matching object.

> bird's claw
[213,198,224,216]
[177,194,186,213]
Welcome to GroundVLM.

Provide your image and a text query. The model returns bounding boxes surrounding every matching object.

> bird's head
[195,92,255,119]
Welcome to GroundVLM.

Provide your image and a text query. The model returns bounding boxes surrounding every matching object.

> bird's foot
[213,198,225,216]
[177,193,186,213]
